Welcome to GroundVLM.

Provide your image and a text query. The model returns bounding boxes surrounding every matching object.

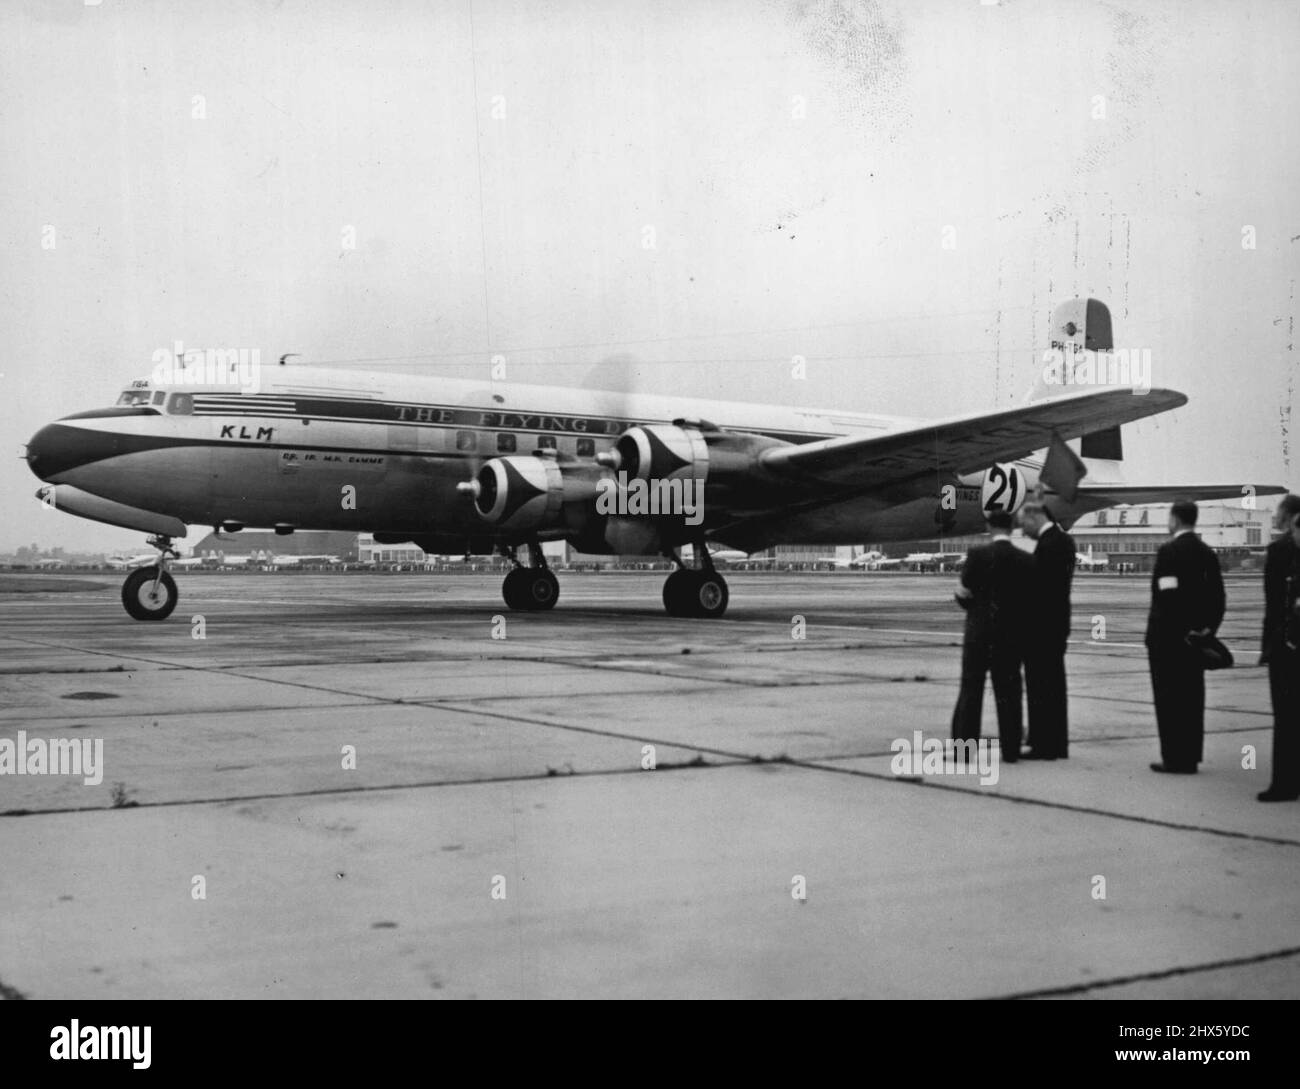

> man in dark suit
[1145,500,1226,774]
[1258,495,1300,801]
[1018,500,1076,760]
[951,511,1035,763]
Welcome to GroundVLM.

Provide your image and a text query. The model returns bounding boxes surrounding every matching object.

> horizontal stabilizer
[1073,483,1288,510]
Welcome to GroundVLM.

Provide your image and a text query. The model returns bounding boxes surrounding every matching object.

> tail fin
[1025,299,1126,518]
[1025,297,1115,404]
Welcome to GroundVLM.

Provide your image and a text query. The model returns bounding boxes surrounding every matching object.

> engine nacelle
[463,455,608,532]
[609,425,709,483]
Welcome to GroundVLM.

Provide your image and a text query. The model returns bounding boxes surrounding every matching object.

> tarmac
[0,569,1296,999]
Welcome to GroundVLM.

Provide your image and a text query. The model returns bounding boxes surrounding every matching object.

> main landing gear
[500,541,559,612]
[121,535,180,621]
[662,546,729,619]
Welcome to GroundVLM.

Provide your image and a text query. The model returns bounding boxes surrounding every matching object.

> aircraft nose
[25,422,121,481]
[24,424,57,480]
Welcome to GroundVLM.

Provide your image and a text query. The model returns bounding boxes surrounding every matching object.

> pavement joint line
[806,725,1276,762]
[4,744,1296,855]
[0,702,384,724]
[991,944,1300,999]
[1066,693,1273,717]
[799,759,1300,848]
[0,758,749,817]
[0,630,944,693]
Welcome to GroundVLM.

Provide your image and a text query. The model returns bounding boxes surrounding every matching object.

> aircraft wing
[758,388,1188,490]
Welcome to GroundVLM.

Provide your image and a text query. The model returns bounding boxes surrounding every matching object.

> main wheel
[691,572,729,619]
[502,567,559,611]
[522,568,559,611]
[122,566,178,621]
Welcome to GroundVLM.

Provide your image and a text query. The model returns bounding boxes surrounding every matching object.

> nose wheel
[121,535,180,621]
[500,542,559,611]
[122,566,179,620]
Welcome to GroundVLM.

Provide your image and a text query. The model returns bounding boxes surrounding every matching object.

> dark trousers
[1025,638,1069,757]
[952,637,1023,759]
[1148,645,1205,770]
[1267,649,1300,794]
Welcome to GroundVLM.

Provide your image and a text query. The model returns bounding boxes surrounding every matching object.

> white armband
[1157,576,1178,591]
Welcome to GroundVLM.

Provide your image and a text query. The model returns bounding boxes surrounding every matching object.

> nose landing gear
[121,535,180,621]
[500,541,559,611]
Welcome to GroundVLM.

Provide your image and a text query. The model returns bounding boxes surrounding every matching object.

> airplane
[270,554,342,567]
[903,551,967,571]
[1076,546,1109,570]
[832,549,904,570]
[23,297,1284,621]
[105,553,159,570]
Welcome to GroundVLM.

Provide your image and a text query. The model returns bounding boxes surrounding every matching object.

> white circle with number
[981,463,1026,514]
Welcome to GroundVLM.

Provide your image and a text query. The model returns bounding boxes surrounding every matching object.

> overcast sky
[2,0,1297,553]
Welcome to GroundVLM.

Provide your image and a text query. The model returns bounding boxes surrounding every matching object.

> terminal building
[912,500,1271,573]
[190,529,358,564]
[1068,501,1267,571]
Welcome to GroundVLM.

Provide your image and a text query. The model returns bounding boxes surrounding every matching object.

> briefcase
[1186,631,1234,670]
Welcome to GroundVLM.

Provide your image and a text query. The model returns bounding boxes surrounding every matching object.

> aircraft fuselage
[27,367,1034,550]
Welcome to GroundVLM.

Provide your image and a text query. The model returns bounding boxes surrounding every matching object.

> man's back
[1146,532,1226,648]
[1262,535,1298,654]
[1032,525,1076,640]
[962,538,1034,646]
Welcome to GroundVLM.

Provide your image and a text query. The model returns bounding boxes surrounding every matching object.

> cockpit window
[116,391,153,406]
[168,393,193,415]
[152,391,167,405]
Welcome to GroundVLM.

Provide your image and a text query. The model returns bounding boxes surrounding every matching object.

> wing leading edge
[758,387,1188,491]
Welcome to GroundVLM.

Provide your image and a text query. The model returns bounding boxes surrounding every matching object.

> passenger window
[497,433,517,453]
[536,435,557,450]
[577,438,595,457]
[168,393,193,415]
[455,431,477,452]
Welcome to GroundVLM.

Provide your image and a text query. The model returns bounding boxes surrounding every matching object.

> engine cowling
[610,425,709,482]
[466,456,564,531]
[462,455,608,532]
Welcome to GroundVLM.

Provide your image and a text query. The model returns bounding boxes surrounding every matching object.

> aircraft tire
[503,568,559,611]
[502,568,530,610]
[122,567,178,621]
[662,569,698,617]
